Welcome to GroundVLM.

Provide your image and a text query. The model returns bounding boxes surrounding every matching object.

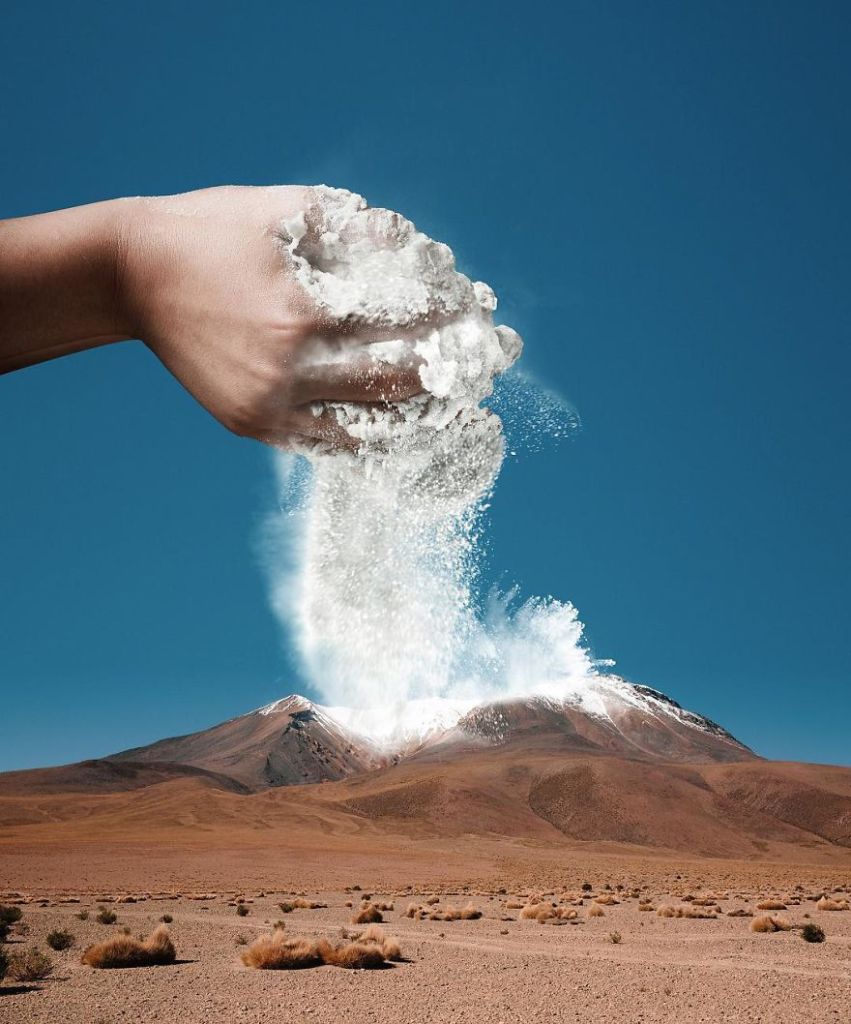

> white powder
[269,187,595,713]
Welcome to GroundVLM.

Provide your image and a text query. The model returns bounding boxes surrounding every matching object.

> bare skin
[0,185,423,447]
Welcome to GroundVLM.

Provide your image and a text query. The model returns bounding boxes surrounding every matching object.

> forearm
[0,199,134,373]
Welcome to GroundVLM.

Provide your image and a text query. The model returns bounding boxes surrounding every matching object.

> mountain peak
[256,694,314,717]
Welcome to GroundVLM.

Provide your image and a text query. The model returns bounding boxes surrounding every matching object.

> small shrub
[751,915,792,933]
[76,910,89,921]
[241,925,400,971]
[0,947,8,981]
[581,883,592,892]
[241,931,322,970]
[520,903,577,923]
[423,903,482,922]
[0,905,23,942]
[159,914,173,924]
[235,934,249,946]
[46,929,75,951]
[82,925,176,968]
[96,906,117,925]
[328,924,400,963]
[608,931,623,944]
[816,896,849,912]
[656,905,716,920]
[316,938,385,969]
[236,904,250,917]
[800,923,825,943]
[352,904,383,925]
[7,948,54,982]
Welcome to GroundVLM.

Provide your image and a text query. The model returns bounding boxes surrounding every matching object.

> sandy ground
[2,873,850,1024]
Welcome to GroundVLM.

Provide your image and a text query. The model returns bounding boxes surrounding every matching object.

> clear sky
[1,1,849,770]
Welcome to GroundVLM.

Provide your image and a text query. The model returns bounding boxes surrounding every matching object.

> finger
[292,356,424,405]
[255,405,360,451]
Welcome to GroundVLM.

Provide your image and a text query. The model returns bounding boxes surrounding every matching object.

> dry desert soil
[1,852,850,1024]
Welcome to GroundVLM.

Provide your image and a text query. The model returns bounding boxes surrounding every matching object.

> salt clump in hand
[278,187,521,506]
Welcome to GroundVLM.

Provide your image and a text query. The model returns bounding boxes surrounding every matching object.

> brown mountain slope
[0,744,848,864]
[0,758,251,797]
[420,688,751,765]
[107,695,378,789]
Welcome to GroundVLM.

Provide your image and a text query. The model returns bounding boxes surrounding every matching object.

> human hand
[0,186,423,448]
[117,186,423,447]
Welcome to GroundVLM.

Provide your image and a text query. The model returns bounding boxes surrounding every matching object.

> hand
[0,186,424,448]
[118,186,424,447]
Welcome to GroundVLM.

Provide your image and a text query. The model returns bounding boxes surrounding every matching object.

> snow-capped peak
[250,676,744,758]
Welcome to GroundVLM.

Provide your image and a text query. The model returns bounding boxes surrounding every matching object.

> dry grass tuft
[405,901,481,922]
[431,903,482,922]
[329,924,402,964]
[316,938,386,969]
[242,926,400,971]
[816,896,849,912]
[520,903,577,923]
[81,925,176,969]
[593,894,619,906]
[751,915,792,933]
[656,904,717,919]
[588,905,605,918]
[95,905,117,925]
[756,899,787,910]
[241,931,322,970]
[352,903,383,925]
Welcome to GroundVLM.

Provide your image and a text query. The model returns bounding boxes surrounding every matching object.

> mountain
[2,676,849,865]
[105,674,754,790]
[108,695,377,789]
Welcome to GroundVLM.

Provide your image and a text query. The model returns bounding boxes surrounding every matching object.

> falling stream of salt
[265,187,599,721]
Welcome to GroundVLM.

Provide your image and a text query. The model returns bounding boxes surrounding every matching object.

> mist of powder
[265,187,598,710]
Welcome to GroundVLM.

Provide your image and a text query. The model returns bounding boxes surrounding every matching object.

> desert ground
[1,843,850,1024]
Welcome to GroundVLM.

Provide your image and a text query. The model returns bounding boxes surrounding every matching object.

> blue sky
[1,1,848,770]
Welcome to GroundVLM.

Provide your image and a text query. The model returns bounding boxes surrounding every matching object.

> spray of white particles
[266,187,595,710]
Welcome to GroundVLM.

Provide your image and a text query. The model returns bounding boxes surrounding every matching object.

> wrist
[0,198,137,371]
